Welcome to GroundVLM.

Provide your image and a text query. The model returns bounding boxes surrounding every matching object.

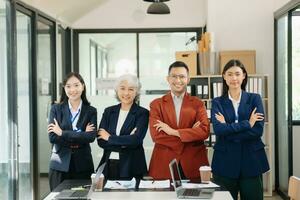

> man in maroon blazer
[148,61,210,179]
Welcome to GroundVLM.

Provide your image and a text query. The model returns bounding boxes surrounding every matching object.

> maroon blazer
[148,92,210,179]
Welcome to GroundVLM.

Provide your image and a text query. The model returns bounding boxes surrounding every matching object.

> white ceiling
[20,0,207,28]
[21,0,110,24]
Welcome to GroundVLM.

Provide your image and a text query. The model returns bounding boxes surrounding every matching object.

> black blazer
[48,102,97,172]
[97,103,149,178]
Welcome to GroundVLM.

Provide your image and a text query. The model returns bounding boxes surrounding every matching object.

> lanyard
[70,109,80,124]
[235,112,239,123]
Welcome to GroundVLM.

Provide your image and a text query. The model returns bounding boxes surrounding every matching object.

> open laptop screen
[169,159,182,189]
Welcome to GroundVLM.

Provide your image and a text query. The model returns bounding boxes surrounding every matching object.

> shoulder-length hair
[114,74,141,102]
[221,59,248,97]
[60,72,90,105]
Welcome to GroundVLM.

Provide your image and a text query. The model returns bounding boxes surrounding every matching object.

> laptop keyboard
[71,190,89,197]
[182,189,201,196]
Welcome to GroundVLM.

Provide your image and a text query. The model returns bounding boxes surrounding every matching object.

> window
[0,1,9,198]
[16,10,32,199]
[77,29,199,167]
[292,8,300,120]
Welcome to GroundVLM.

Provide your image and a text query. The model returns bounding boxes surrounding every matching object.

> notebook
[169,159,214,199]
[54,162,106,200]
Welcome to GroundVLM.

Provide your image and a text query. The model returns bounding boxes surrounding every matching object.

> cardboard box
[175,51,197,76]
[219,50,256,74]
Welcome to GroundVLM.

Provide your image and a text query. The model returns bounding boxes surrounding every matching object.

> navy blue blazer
[211,91,269,178]
[48,102,97,172]
[97,103,149,178]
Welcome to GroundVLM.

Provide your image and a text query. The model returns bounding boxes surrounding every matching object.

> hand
[215,112,226,123]
[153,120,179,137]
[47,118,63,136]
[192,121,201,128]
[249,107,264,128]
[85,123,95,132]
[98,128,111,141]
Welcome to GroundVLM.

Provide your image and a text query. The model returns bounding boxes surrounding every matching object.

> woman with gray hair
[97,74,149,180]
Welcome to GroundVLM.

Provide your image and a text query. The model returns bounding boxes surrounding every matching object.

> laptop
[54,162,106,200]
[169,159,214,199]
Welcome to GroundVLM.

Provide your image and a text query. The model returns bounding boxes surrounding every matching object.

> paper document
[181,181,220,189]
[139,180,170,189]
[104,178,136,189]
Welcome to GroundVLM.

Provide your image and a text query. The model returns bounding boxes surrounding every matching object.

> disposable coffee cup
[199,166,211,183]
[95,174,104,191]
[91,173,96,184]
[91,173,104,191]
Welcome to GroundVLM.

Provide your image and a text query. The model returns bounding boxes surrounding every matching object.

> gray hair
[114,74,141,102]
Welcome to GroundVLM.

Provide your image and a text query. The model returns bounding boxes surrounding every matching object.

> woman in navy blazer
[97,74,148,180]
[211,60,269,200]
[47,72,97,191]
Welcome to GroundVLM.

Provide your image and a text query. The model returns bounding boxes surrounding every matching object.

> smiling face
[223,66,245,90]
[167,67,190,96]
[64,76,84,102]
[117,80,137,106]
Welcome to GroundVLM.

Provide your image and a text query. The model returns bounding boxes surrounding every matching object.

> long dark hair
[221,59,248,97]
[60,72,90,105]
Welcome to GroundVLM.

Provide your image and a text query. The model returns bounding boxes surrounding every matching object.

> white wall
[206,0,279,190]
[72,0,207,28]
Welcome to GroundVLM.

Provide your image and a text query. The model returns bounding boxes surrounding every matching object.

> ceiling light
[144,0,169,2]
[145,0,171,15]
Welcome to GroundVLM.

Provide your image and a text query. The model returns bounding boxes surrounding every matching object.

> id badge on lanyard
[70,110,81,132]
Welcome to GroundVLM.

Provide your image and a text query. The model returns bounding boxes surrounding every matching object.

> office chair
[288,176,300,200]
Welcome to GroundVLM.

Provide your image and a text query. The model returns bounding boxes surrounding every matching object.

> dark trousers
[106,159,142,181]
[49,168,93,191]
[107,159,121,180]
[213,174,263,200]
[49,157,93,191]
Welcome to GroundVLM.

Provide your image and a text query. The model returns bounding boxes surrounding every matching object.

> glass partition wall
[275,14,289,195]
[16,10,33,200]
[1,1,65,199]
[0,0,9,199]
[77,30,199,167]
[292,8,300,121]
[275,2,300,198]
[36,18,55,199]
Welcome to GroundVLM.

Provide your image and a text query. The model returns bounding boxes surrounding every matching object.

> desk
[44,191,232,200]
[43,179,233,200]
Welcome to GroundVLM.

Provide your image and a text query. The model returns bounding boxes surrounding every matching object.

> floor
[265,194,285,200]
[40,177,50,199]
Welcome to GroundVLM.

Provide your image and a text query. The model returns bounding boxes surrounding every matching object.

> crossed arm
[48,106,97,145]
[149,100,210,152]
[211,95,264,141]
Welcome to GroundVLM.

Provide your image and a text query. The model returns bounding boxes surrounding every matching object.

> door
[0,0,10,199]
[275,13,290,195]
[16,10,33,200]
[35,17,55,199]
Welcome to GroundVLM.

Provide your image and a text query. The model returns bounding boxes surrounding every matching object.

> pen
[83,184,91,188]
[116,181,122,185]
[71,186,85,190]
